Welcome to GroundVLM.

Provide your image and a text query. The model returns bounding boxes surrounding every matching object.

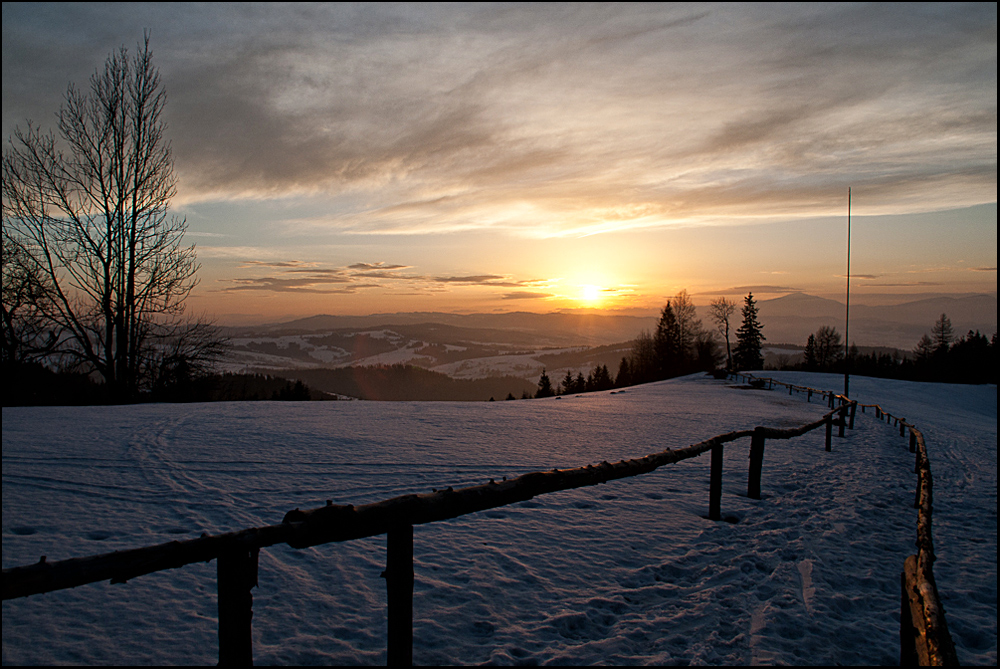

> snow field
[2,373,995,665]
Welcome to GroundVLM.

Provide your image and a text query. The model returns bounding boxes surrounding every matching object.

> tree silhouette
[709,297,737,370]
[804,333,817,370]
[559,370,575,395]
[615,356,632,387]
[654,301,680,378]
[931,313,954,354]
[2,35,223,400]
[535,368,554,398]
[734,292,765,370]
[814,325,843,371]
[673,289,702,368]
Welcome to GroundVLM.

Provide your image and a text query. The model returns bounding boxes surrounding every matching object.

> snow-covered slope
[2,373,995,665]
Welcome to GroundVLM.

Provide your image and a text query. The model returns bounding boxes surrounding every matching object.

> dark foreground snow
[2,372,995,665]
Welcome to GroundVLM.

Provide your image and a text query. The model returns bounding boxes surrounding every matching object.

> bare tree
[2,35,222,400]
[814,325,843,370]
[709,297,736,369]
[1,232,58,365]
[673,289,702,363]
[629,329,658,385]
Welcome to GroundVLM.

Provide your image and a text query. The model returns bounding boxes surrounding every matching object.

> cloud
[220,275,358,293]
[238,260,320,269]
[7,4,993,238]
[859,281,942,287]
[501,291,553,300]
[348,262,410,271]
[701,285,802,295]
[433,275,524,287]
[219,257,559,297]
[969,266,997,272]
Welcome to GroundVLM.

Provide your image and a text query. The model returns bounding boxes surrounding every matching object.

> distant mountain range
[220,293,996,386]
[752,292,996,347]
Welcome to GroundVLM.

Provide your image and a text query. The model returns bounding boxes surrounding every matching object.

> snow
[2,373,996,665]
[432,353,545,380]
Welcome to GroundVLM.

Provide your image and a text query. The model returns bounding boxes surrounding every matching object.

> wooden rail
[3,373,952,665]
[737,372,959,666]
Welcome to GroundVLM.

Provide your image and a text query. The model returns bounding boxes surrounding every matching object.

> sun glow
[579,284,603,305]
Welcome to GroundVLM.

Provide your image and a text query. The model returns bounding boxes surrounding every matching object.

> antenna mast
[844,187,851,399]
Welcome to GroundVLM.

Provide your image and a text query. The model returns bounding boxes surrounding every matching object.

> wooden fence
[2,374,957,666]
[735,372,959,666]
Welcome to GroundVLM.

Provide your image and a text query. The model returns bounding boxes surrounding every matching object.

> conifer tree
[734,292,765,370]
[931,313,954,353]
[559,369,574,395]
[654,301,680,378]
[804,333,817,370]
[615,356,632,387]
[535,369,554,398]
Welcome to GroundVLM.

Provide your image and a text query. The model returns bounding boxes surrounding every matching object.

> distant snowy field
[2,373,995,665]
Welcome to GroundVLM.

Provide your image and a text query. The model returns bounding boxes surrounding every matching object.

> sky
[2,3,996,323]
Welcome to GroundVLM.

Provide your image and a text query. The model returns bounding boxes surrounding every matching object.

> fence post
[828,393,834,409]
[218,547,258,667]
[848,401,857,429]
[807,389,812,403]
[838,406,847,439]
[900,565,919,666]
[909,430,916,453]
[709,442,723,521]
[747,427,765,500]
[825,414,833,452]
[385,523,414,666]
[899,421,905,437]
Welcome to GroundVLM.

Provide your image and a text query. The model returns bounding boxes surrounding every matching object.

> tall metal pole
[844,187,851,399]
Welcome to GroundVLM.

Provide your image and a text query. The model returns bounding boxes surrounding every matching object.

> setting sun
[580,284,603,305]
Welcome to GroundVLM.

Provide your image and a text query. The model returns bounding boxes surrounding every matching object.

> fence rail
[2,373,957,666]
[736,372,959,666]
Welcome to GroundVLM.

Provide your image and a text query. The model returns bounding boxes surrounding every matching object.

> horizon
[3,4,997,322]
[214,289,999,329]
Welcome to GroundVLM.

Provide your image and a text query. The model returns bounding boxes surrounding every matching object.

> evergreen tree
[913,334,935,362]
[804,334,817,370]
[615,356,632,388]
[535,369,554,398]
[559,370,575,395]
[654,301,680,378]
[931,313,954,353]
[734,292,765,370]
[590,364,613,391]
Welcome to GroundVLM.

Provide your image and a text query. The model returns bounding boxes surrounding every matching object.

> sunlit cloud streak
[219,259,559,298]
[501,292,553,301]
[700,285,803,295]
[348,263,410,271]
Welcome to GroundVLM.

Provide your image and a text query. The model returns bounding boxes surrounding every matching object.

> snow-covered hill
[2,373,995,664]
